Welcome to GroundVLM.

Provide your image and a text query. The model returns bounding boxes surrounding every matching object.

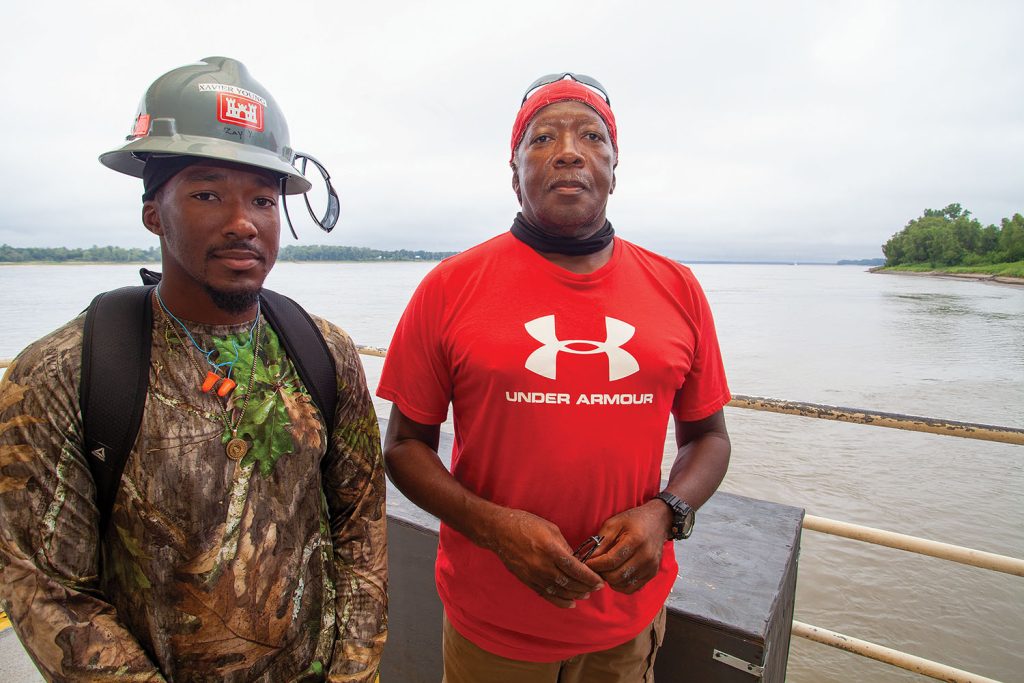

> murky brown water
[2,262,1021,682]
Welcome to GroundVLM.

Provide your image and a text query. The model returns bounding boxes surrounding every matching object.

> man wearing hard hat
[0,57,386,682]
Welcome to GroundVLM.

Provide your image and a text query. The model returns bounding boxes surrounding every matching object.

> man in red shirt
[378,73,732,682]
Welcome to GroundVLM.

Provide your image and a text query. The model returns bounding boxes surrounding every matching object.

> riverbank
[0,245,456,265]
[0,261,157,266]
[870,266,1024,286]
[0,259,447,266]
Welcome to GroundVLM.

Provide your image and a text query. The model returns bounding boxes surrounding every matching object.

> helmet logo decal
[217,92,263,131]
[198,83,267,132]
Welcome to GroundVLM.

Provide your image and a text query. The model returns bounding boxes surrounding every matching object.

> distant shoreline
[0,261,157,266]
[0,245,457,265]
[870,267,1024,287]
[0,259,447,266]
[2,259,855,267]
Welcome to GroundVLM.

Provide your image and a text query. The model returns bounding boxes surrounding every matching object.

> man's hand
[383,406,605,608]
[584,501,671,594]
[488,509,605,609]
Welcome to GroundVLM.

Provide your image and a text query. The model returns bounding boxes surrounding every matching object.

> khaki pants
[441,607,666,683]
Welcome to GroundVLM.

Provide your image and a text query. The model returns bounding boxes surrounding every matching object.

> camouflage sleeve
[315,319,387,683]
[0,320,166,682]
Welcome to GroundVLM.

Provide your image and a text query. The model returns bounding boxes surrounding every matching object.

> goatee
[204,285,261,314]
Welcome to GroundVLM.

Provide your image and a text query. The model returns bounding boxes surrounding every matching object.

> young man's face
[512,100,617,238]
[143,161,280,314]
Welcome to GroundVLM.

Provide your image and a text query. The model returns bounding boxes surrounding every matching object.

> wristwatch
[655,492,695,540]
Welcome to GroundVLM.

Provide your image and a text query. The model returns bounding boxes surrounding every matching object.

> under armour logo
[524,315,639,381]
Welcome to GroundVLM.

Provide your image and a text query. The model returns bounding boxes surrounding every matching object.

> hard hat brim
[100,135,313,195]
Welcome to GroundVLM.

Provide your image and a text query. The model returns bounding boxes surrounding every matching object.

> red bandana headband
[509,80,618,164]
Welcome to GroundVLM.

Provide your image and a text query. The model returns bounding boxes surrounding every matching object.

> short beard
[203,285,262,315]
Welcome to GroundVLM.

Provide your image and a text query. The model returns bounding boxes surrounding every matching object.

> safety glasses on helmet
[282,152,340,239]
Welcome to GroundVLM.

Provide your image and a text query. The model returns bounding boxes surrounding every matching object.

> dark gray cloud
[1,1,1021,262]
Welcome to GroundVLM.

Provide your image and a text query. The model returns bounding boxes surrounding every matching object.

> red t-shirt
[377,233,730,661]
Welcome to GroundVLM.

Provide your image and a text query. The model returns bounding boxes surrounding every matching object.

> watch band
[655,491,696,540]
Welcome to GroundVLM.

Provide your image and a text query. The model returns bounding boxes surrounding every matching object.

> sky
[0,1,1021,262]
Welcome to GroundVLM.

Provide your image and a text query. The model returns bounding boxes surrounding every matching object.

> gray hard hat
[100,56,312,195]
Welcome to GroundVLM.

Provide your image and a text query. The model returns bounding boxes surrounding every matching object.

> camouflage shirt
[0,300,386,682]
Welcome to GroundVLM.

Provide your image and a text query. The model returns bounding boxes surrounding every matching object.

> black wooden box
[381,426,803,682]
[653,492,803,681]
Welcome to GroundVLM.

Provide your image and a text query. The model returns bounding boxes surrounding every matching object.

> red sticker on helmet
[216,92,264,131]
[130,114,151,139]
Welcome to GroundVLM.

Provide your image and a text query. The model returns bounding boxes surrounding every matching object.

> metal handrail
[794,516,1019,679]
[348,351,1024,445]
[729,394,1024,445]
[723,395,1020,681]
[802,514,1024,576]
[791,621,1002,683]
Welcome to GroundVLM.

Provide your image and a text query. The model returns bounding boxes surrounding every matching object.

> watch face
[656,492,695,540]
[679,508,695,539]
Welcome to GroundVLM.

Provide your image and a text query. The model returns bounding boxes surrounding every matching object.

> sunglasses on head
[521,72,611,106]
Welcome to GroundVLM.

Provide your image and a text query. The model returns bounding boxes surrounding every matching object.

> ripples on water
[1,262,1022,682]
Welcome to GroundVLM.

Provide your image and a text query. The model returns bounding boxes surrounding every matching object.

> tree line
[277,245,457,261]
[882,204,1024,267]
[0,244,457,263]
[0,245,161,263]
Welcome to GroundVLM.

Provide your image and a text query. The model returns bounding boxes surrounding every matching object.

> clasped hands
[489,502,671,609]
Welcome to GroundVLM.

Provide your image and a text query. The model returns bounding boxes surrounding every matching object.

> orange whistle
[217,378,237,397]
[201,371,220,393]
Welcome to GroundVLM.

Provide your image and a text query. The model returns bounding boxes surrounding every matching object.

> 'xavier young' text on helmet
[100,56,312,195]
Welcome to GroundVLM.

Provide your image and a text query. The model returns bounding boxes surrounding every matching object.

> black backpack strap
[260,289,338,439]
[79,279,336,537]
[80,285,155,536]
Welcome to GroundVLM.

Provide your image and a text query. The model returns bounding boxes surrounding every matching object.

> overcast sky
[1,1,1021,261]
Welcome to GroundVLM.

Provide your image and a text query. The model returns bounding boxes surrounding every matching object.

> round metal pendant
[226,438,249,460]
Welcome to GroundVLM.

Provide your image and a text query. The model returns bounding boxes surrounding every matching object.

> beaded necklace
[155,289,262,460]
[155,287,259,394]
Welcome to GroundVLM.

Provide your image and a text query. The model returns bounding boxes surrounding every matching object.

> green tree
[883,205,998,267]
[999,214,1024,262]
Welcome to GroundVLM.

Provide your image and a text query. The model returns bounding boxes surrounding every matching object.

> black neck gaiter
[510,212,615,256]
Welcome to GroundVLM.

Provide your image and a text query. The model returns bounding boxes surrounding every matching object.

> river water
[0,262,1021,682]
